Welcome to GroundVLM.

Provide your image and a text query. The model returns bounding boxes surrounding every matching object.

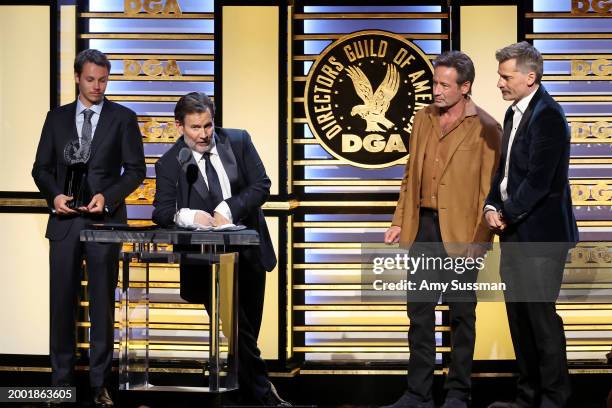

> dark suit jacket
[485,86,579,243]
[152,128,277,301]
[32,98,146,240]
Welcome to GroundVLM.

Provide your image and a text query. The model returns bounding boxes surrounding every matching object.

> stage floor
[0,361,610,408]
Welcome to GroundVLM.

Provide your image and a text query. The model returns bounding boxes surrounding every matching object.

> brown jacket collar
[424,97,478,120]
[423,97,478,137]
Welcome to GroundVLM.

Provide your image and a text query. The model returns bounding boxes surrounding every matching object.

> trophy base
[64,163,91,209]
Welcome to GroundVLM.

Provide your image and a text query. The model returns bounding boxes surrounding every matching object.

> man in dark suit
[152,92,290,407]
[484,42,579,408]
[32,49,146,407]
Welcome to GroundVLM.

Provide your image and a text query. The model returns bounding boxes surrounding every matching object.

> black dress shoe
[260,383,292,407]
[487,402,522,408]
[91,387,114,408]
[380,393,434,408]
[44,402,75,408]
[44,396,72,407]
[441,397,469,408]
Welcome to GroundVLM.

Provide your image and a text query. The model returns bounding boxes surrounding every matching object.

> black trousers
[500,234,571,408]
[183,251,271,402]
[49,217,120,387]
[406,209,477,402]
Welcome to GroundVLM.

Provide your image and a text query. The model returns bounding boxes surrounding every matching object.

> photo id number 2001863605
[0,387,76,403]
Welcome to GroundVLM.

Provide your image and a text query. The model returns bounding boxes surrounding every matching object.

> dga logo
[305,30,434,168]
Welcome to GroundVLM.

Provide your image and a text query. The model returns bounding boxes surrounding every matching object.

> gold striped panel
[294,346,452,353]
[556,96,612,102]
[294,305,450,311]
[525,12,612,18]
[293,13,448,20]
[293,54,438,61]
[289,158,612,166]
[526,33,612,39]
[294,221,612,227]
[568,117,612,122]
[138,116,174,121]
[108,75,213,81]
[294,33,448,40]
[80,33,214,40]
[543,75,612,81]
[0,365,608,376]
[79,12,213,19]
[293,325,447,332]
[108,54,214,60]
[109,95,181,102]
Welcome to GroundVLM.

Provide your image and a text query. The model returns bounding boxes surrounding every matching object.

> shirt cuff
[174,208,197,228]
[484,204,498,213]
[214,201,233,224]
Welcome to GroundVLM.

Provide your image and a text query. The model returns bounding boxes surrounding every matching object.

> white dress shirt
[485,86,538,214]
[75,96,104,142]
[174,137,234,228]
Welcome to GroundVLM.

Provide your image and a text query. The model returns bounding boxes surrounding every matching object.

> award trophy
[63,139,91,209]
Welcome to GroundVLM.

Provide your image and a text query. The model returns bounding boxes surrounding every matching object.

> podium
[80,227,260,394]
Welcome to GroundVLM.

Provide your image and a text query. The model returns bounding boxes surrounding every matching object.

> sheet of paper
[213,224,246,231]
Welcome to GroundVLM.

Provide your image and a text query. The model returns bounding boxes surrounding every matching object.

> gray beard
[184,136,213,153]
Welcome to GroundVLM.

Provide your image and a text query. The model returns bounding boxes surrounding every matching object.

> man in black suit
[32,49,146,407]
[484,42,578,408]
[152,92,290,407]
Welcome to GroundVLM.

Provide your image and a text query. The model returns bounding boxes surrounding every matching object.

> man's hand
[466,243,488,259]
[484,210,506,233]
[79,193,105,214]
[53,194,78,215]
[384,226,401,244]
[194,210,215,227]
[213,211,230,227]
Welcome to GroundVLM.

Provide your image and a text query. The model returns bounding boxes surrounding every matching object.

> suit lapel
[56,102,79,164]
[439,117,477,178]
[214,130,239,186]
[513,87,541,140]
[188,155,210,203]
[501,86,544,162]
[414,118,430,188]
[88,99,115,162]
[500,107,514,162]
[68,102,79,140]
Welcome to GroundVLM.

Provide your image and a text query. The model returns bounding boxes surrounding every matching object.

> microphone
[178,147,192,167]
[178,147,198,206]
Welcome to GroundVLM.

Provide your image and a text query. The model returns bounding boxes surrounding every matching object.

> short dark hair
[174,92,216,124]
[74,49,111,75]
[495,41,543,84]
[433,51,476,95]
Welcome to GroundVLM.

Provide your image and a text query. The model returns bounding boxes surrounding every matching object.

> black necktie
[79,109,94,162]
[203,152,224,208]
[81,109,94,149]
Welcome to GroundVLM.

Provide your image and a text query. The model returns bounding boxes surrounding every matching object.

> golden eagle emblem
[346,64,400,132]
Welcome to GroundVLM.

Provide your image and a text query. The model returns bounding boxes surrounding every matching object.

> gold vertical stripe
[60,5,76,105]
[287,215,293,359]
[222,6,280,195]
[461,5,518,361]
[287,5,294,195]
